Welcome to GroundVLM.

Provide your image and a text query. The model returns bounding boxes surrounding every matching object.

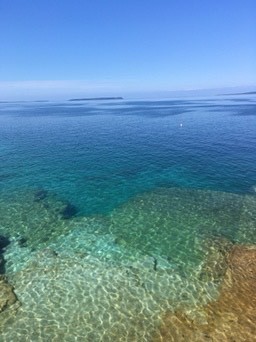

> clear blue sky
[0,0,255,99]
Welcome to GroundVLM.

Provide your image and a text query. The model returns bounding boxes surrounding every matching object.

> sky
[0,0,255,100]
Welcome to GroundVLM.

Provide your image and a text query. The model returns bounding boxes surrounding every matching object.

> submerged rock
[60,202,78,219]
[0,190,78,251]
[153,244,256,341]
[0,276,19,335]
[0,276,18,313]
[0,236,10,274]
[0,236,10,253]
[33,188,48,202]
[1,187,256,340]
[198,236,233,282]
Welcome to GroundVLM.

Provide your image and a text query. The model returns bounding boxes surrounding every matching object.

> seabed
[0,187,256,341]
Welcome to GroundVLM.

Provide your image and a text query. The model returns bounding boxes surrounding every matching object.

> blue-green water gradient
[1,96,255,215]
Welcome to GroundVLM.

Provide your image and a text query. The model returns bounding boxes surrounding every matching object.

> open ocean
[0,95,256,341]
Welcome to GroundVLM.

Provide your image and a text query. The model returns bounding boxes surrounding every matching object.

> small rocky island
[69,97,123,101]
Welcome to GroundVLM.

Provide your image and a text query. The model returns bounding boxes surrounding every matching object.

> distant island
[0,100,49,103]
[221,91,256,96]
[69,97,124,101]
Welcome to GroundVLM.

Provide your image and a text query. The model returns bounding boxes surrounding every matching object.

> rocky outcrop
[0,276,18,313]
[153,245,256,341]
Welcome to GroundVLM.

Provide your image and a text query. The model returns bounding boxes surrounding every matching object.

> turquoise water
[0,96,256,340]
[1,97,256,214]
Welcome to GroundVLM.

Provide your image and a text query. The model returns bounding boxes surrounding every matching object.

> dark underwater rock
[0,191,78,252]
[17,236,28,247]
[0,236,10,253]
[60,202,78,219]
[34,188,48,202]
[0,236,10,274]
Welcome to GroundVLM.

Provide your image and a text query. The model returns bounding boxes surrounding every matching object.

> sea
[0,95,255,341]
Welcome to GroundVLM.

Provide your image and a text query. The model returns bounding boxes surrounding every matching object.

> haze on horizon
[0,0,255,100]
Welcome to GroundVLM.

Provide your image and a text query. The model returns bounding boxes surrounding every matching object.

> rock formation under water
[0,276,17,313]
[153,244,256,341]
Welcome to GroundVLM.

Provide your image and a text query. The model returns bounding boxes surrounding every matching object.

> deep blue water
[0,96,255,215]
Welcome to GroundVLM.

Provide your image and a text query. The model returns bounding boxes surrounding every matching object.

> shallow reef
[0,187,255,341]
[0,189,78,252]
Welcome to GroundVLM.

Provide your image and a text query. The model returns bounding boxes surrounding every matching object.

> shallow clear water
[0,96,256,340]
